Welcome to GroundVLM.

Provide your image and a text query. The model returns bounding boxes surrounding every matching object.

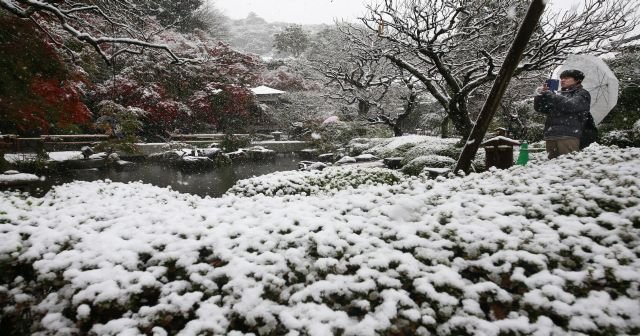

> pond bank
[1,153,302,198]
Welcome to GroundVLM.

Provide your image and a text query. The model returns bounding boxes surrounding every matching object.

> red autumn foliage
[0,15,91,135]
[30,78,92,131]
[93,32,263,135]
[189,84,254,132]
[96,77,189,135]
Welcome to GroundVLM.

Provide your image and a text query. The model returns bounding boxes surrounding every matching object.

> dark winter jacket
[534,84,591,139]
[580,113,598,149]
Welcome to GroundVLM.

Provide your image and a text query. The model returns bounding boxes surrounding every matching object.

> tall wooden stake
[454,0,547,173]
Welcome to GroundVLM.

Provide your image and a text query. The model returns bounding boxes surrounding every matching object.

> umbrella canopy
[553,54,619,125]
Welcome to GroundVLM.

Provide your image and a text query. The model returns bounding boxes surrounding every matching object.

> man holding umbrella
[534,69,594,159]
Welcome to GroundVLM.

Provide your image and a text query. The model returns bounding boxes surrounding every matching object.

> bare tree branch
[0,0,195,65]
[351,0,638,138]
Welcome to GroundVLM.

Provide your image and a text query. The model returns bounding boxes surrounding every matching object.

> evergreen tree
[274,25,310,57]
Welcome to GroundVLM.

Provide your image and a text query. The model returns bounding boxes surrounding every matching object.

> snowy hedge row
[348,135,459,159]
[347,135,487,172]
[225,167,403,197]
[1,145,639,335]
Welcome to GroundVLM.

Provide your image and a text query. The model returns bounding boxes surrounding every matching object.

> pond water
[9,154,301,198]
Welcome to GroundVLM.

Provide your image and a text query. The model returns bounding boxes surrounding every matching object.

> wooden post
[455,0,547,173]
[0,148,6,171]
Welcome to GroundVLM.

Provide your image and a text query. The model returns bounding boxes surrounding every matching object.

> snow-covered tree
[0,14,91,135]
[309,26,426,135]
[0,0,193,64]
[351,0,639,138]
[91,30,262,138]
[309,26,394,118]
[226,12,279,55]
[143,0,205,32]
[603,47,640,130]
[274,25,311,57]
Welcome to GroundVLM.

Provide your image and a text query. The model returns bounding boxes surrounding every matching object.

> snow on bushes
[633,119,640,138]
[1,144,639,335]
[351,135,459,159]
[401,155,456,176]
[600,130,636,148]
[347,135,487,171]
[226,166,404,197]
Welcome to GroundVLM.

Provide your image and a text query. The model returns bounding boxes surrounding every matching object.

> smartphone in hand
[545,79,559,92]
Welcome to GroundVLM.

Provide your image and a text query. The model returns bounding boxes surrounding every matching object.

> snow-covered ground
[1,144,639,335]
[0,171,40,185]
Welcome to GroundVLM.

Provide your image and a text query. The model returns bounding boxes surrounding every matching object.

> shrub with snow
[401,155,456,176]
[350,135,458,159]
[401,142,459,165]
[632,119,640,143]
[349,136,489,172]
[312,122,392,153]
[600,129,635,148]
[226,166,403,197]
[347,138,388,156]
[1,144,639,335]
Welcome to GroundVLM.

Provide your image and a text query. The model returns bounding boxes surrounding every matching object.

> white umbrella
[553,54,619,125]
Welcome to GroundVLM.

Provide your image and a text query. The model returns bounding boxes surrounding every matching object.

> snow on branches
[351,0,639,138]
[0,0,193,64]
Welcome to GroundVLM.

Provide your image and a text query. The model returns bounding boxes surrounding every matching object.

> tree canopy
[0,14,91,135]
[345,0,639,138]
[274,25,311,57]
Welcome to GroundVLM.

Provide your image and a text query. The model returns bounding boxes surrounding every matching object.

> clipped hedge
[226,166,404,197]
[401,155,456,176]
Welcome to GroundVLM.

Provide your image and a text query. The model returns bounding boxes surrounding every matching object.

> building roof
[250,85,285,95]
[481,136,521,146]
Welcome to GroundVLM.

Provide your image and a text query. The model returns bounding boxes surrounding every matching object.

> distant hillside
[225,12,330,57]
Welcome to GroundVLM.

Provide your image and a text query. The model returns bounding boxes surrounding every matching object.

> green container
[516,141,529,166]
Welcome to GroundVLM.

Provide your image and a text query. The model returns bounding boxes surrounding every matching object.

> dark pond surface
[8,154,301,198]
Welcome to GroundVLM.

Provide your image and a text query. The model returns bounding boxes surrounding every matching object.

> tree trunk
[440,116,450,138]
[448,98,474,139]
[392,125,403,136]
[0,148,7,171]
[394,89,418,136]
[357,99,370,118]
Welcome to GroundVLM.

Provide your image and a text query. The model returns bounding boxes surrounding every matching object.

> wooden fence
[0,135,109,153]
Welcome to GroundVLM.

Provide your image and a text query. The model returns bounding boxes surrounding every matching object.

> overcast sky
[212,0,584,25]
[213,0,368,24]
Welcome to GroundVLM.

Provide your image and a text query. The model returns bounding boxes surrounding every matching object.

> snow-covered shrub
[355,135,459,159]
[160,141,194,151]
[348,136,494,172]
[220,134,250,152]
[362,123,394,139]
[310,121,357,152]
[632,119,640,143]
[311,122,392,153]
[348,137,387,156]
[226,166,403,197]
[401,155,456,175]
[1,144,640,335]
[401,142,458,165]
[524,122,545,143]
[600,129,635,148]
[3,152,50,174]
